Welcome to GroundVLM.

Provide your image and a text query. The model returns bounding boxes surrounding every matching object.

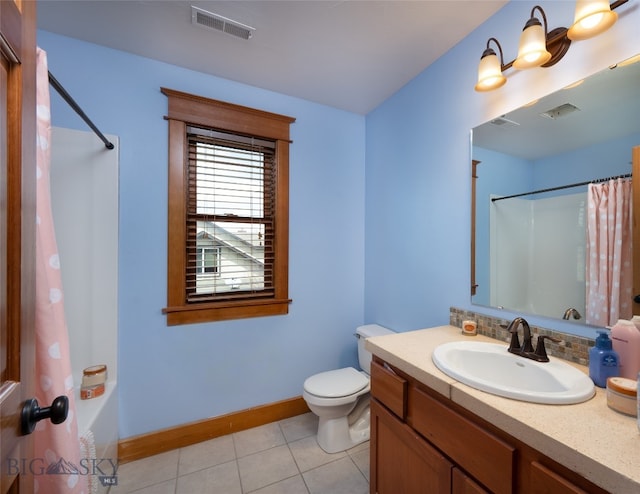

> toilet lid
[304,367,368,398]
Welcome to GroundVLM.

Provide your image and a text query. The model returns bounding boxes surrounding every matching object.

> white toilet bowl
[303,367,371,453]
[302,324,394,453]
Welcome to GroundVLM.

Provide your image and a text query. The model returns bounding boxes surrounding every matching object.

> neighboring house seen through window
[162,88,295,324]
[196,245,220,275]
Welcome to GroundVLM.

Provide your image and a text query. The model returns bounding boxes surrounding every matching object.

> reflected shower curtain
[34,48,88,493]
[586,178,633,327]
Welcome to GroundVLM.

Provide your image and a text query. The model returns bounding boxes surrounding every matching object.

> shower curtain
[34,48,88,493]
[586,178,633,327]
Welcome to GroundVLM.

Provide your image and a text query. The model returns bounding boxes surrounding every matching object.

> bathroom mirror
[471,54,640,326]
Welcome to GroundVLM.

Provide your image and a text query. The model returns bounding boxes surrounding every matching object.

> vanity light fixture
[475,0,629,92]
[513,6,553,69]
[474,38,507,92]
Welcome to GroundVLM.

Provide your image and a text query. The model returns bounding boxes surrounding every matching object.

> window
[196,246,220,275]
[162,88,295,325]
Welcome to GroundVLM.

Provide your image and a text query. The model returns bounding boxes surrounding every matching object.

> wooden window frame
[161,88,295,325]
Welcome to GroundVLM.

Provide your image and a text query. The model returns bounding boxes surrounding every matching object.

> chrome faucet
[562,307,582,320]
[506,317,561,362]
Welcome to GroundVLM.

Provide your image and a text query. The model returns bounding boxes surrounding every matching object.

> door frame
[0,0,37,492]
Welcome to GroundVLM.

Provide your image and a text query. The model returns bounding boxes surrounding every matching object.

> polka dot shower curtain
[586,178,633,327]
[34,47,88,494]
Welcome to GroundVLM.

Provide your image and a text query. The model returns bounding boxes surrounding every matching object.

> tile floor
[110,413,370,493]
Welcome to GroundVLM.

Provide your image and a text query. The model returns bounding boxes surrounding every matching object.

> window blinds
[186,126,276,302]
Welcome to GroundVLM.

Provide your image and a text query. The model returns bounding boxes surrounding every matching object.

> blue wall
[365,1,639,337]
[533,132,639,192]
[38,31,366,438]
[39,0,640,438]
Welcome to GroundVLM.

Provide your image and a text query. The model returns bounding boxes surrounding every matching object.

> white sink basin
[432,341,595,405]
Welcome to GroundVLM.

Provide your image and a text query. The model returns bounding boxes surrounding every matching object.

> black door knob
[21,395,69,435]
[634,294,640,304]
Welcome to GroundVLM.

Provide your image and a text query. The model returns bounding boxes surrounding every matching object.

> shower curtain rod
[48,71,114,150]
[491,173,632,202]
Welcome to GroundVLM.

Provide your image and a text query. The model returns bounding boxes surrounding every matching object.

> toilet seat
[303,367,368,398]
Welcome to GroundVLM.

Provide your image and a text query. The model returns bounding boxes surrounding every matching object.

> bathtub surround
[49,126,119,491]
[489,192,588,320]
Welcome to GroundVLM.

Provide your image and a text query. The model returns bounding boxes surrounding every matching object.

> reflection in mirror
[471,54,640,327]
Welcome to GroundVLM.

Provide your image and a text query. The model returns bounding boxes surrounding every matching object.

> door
[370,399,453,494]
[1,1,37,493]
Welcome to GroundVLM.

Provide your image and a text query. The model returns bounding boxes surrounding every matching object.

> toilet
[303,324,395,453]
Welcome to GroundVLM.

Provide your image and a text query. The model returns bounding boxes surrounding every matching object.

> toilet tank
[356,324,394,374]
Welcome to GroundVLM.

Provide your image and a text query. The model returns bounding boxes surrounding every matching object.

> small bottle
[611,319,640,379]
[589,330,619,388]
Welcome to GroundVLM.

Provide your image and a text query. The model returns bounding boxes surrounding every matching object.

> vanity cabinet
[370,357,608,494]
[371,399,453,493]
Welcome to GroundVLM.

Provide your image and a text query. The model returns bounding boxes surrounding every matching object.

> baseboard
[118,396,310,464]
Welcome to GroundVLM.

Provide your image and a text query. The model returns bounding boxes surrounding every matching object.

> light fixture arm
[610,0,627,11]
[529,5,548,38]
[486,37,505,70]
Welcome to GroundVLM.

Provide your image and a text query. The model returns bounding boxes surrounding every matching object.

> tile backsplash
[449,307,592,366]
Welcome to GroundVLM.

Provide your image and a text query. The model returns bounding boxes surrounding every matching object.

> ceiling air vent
[490,116,520,127]
[191,6,255,40]
[540,103,580,120]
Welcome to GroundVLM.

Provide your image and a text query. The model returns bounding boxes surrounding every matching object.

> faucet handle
[533,335,562,362]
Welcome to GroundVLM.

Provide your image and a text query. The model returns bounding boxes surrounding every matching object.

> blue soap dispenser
[589,330,619,388]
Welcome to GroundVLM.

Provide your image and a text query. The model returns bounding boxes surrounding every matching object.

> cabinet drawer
[529,461,588,494]
[410,386,515,494]
[371,359,407,419]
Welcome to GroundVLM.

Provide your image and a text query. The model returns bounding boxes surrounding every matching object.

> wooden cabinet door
[0,1,37,492]
[371,399,453,494]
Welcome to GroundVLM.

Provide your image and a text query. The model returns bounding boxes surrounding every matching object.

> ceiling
[36,0,507,115]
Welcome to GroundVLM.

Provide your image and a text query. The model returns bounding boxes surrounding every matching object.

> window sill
[163,298,292,326]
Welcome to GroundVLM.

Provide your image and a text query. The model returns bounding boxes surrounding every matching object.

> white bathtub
[75,381,118,492]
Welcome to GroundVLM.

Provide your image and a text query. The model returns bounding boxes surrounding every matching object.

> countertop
[365,325,639,494]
